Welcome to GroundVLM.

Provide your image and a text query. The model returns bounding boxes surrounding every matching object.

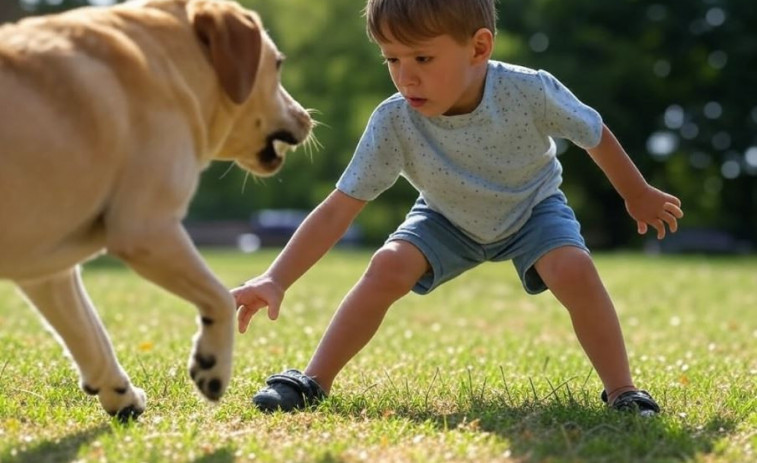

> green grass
[0,250,755,462]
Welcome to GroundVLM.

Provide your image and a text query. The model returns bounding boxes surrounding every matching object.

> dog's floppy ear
[190,2,262,104]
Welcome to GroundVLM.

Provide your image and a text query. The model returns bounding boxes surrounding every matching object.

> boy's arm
[233,189,366,332]
[586,124,683,239]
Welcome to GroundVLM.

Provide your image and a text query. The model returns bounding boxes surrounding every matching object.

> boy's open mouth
[406,96,426,107]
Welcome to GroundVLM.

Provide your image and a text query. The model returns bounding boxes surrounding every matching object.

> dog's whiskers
[302,133,322,161]
[300,113,324,161]
[218,162,236,180]
[241,170,251,193]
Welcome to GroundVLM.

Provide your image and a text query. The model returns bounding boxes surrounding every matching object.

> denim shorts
[387,192,589,295]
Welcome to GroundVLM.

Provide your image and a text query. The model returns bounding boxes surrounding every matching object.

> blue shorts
[387,192,589,295]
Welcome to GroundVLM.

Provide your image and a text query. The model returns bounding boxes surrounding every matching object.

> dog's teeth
[273,139,290,158]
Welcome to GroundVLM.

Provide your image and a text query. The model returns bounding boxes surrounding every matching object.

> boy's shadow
[191,447,235,463]
[2,424,111,463]
[453,401,734,462]
[333,394,738,462]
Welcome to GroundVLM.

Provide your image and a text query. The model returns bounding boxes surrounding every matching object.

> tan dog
[0,0,312,420]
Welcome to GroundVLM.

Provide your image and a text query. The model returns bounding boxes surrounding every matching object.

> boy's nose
[396,65,418,87]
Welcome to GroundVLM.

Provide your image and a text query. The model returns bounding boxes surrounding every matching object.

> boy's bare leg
[534,246,636,405]
[304,240,429,393]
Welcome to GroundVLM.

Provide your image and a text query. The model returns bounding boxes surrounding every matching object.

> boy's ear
[471,28,494,63]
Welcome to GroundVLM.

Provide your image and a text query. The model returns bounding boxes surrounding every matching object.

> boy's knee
[535,246,597,288]
[363,244,425,295]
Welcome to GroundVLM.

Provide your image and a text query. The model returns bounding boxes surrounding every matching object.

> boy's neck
[443,61,489,116]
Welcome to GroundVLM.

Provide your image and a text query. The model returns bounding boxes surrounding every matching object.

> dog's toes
[189,320,233,402]
[196,377,224,401]
[189,352,227,401]
[190,373,225,401]
[112,404,144,423]
[102,386,147,421]
[193,352,216,370]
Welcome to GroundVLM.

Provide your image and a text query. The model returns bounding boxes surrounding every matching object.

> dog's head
[188,0,312,177]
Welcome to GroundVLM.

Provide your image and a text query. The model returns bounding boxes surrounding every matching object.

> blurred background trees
[5,0,756,249]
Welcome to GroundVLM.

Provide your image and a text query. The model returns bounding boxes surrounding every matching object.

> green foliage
[0,251,756,461]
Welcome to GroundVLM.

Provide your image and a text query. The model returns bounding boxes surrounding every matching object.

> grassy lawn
[0,249,755,462]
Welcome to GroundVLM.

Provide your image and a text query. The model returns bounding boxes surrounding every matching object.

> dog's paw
[85,382,147,422]
[188,319,233,401]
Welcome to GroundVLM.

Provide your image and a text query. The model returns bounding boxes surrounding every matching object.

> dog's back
[0,1,203,279]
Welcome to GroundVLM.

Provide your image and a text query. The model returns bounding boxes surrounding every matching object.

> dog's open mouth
[257,130,298,172]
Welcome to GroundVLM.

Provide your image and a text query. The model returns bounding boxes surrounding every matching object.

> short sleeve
[336,104,403,201]
[538,70,603,149]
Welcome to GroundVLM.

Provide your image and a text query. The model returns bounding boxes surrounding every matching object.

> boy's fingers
[664,202,684,218]
[637,221,648,235]
[232,288,266,308]
[267,302,281,321]
[236,299,267,333]
[230,286,251,306]
[661,211,679,233]
[237,305,255,334]
[667,194,682,208]
[231,279,284,328]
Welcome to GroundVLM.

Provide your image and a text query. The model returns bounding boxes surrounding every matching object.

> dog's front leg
[18,268,147,421]
[108,222,235,402]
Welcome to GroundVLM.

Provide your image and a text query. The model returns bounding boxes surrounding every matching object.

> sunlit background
[2,0,755,252]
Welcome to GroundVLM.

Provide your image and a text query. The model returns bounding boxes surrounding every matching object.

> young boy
[232,0,683,416]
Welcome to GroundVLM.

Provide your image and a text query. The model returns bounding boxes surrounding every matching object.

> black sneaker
[601,389,660,417]
[252,369,326,413]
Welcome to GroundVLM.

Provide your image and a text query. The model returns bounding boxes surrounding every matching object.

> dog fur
[0,0,312,419]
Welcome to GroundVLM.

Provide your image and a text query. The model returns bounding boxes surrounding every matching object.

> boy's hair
[364,0,497,45]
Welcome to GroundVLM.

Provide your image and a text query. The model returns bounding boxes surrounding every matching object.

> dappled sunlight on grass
[1,251,755,462]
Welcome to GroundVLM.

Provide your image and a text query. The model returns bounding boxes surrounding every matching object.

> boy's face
[377,29,490,117]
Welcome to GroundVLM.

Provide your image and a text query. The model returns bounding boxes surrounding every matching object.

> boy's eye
[380,56,430,65]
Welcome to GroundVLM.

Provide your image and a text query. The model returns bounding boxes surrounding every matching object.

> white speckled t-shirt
[336,61,603,244]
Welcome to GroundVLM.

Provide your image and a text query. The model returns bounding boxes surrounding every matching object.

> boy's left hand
[624,185,684,240]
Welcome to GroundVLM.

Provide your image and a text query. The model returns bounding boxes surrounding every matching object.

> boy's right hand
[231,275,284,333]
